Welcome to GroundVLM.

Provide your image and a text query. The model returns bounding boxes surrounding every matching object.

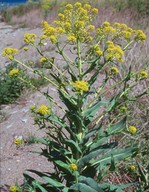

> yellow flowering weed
[9,185,19,192]
[9,68,19,76]
[69,163,78,171]
[72,81,89,93]
[36,104,50,115]
[128,126,137,134]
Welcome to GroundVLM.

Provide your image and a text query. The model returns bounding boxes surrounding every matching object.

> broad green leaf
[35,184,49,192]
[54,160,71,173]
[100,182,134,191]
[64,139,82,154]
[78,148,108,169]
[70,183,101,192]
[31,137,49,145]
[59,90,77,111]
[105,97,116,112]
[108,116,127,134]
[91,147,138,166]
[83,99,109,119]
[42,176,64,188]
[89,136,111,151]
[62,187,69,192]
[78,176,104,191]
[81,124,102,144]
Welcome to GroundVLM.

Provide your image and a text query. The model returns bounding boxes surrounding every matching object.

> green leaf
[81,124,102,144]
[89,135,110,150]
[108,116,127,134]
[59,90,77,111]
[79,176,104,191]
[70,183,100,192]
[105,97,116,112]
[91,147,138,166]
[54,160,70,173]
[100,182,134,191]
[109,154,116,171]
[35,184,49,192]
[42,176,64,188]
[64,139,82,154]
[83,99,109,119]
[78,148,108,169]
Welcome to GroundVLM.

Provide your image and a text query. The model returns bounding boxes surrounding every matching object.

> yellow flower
[68,35,76,42]
[110,67,119,74]
[120,106,127,113]
[113,22,121,28]
[40,35,47,40]
[91,8,98,15]
[30,105,36,111]
[2,47,18,56]
[9,68,19,76]
[87,25,95,31]
[58,13,65,21]
[50,35,57,44]
[36,104,50,115]
[69,163,78,171]
[72,81,89,93]
[84,4,91,11]
[8,55,14,60]
[135,30,146,42]
[129,165,136,172]
[14,136,23,146]
[74,2,82,8]
[139,71,148,79]
[128,126,137,134]
[23,47,29,51]
[24,33,37,44]
[40,57,47,63]
[65,4,73,10]
[9,185,19,192]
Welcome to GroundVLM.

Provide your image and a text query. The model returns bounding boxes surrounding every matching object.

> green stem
[123,40,134,51]
[77,40,82,80]
[33,44,64,76]
[15,59,59,88]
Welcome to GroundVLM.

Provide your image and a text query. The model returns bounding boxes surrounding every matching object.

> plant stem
[77,40,82,80]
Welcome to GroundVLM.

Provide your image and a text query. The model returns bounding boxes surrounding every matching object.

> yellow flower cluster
[72,80,89,93]
[89,44,103,56]
[101,21,116,35]
[9,185,19,192]
[106,41,124,62]
[9,68,19,76]
[40,57,47,63]
[69,163,78,171]
[42,2,98,43]
[120,106,127,113]
[110,67,119,74]
[129,165,136,172]
[24,33,37,44]
[128,125,137,134]
[139,71,148,79]
[134,30,146,42]
[36,104,50,115]
[97,21,146,42]
[2,47,18,60]
[23,46,29,51]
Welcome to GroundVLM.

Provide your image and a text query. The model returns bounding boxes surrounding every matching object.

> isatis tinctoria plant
[2,2,148,192]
